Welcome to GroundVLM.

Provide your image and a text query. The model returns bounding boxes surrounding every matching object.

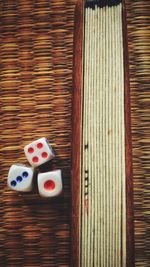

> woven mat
[0,0,150,266]
[126,1,150,266]
[0,1,75,266]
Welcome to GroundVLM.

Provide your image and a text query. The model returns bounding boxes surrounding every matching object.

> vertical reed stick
[72,1,134,267]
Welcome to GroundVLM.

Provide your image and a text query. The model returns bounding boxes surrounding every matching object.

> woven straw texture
[0,0,150,266]
[0,0,75,266]
[126,1,150,266]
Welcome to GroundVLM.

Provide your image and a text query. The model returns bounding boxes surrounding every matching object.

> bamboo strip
[80,4,126,266]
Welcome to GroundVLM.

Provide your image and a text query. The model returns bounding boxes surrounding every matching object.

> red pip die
[24,137,55,167]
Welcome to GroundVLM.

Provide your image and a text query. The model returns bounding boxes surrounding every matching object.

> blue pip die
[7,164,34,192]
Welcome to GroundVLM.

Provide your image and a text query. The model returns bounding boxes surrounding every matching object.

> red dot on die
[28,147,34,153]
[42,152,48,158]
[44,180,55,191]
[32,156,39,163]
[37,142,43,149]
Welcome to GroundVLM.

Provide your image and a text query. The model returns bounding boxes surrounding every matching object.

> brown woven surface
[126,1,150,266]
[0,0,75,266]
[1,0,150,266]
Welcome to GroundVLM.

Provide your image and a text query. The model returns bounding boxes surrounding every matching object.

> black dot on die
[16,176,22,182]
[11,180,17,187]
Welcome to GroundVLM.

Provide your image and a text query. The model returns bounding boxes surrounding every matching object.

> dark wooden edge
[122,1,135,267]
[71,1,84,267]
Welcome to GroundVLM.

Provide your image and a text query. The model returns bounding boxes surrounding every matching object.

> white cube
[7,164,34,192]
[38,170,63,197]
[24,137,55,167]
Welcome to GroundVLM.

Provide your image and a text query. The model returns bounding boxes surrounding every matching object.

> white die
[24,137,55,167]
[7,164,34,192]
[38,170,63,197]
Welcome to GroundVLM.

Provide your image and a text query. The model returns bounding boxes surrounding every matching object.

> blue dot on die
[22,171,28,178]
[11,180,17,187]
[16,176,22,182]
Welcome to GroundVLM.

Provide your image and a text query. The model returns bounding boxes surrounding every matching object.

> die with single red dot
[37,170,63,197]
[7,164,34,192]
[24,137,55,167]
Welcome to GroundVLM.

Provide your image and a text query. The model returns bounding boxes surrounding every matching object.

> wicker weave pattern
[1,0,150,266]
[0,1,75,266]
[126,1,150,266]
